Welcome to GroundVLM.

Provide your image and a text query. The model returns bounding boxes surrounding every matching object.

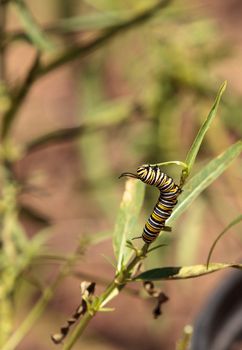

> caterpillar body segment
[120,164,181,244]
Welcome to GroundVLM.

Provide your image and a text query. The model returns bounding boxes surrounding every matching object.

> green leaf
[113,179,145,271]
[176,198,205,265]
[54,12,127,31]
[167,140,242,226]
[135,263,242,281]
[185,81,227,175]
[12,0,55,51]
[206,214,242,267]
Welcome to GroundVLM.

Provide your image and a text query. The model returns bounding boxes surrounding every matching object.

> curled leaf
[51,282,95,344]
[135,263,242,281]
[143,281,169,319]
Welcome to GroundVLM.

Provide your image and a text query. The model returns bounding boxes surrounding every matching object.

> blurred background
[1,0,242,349]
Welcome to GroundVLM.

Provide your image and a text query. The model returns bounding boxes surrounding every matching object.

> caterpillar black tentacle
[121,164,181,244]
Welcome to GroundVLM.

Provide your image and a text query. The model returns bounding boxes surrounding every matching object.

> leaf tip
[220,80,227,94]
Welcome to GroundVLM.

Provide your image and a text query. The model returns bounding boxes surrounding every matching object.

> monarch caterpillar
[120,164,181,244]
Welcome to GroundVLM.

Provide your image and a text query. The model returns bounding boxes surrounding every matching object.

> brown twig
[36,0,172,78]
[24,103,147,153]
[1,52,41,139]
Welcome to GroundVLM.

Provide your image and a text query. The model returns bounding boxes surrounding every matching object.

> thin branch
[1,251,78,350]
[12,0,55,51]
[24,104,147,153]
[0,0,172,141]
[1,288,53,350]
[63,244,149,350]
[4,11,130,44]
[25,125,86,152]
[37,0,172,78]
[1,52,41,140]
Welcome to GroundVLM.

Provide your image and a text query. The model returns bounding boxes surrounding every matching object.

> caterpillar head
[119,164,154,180]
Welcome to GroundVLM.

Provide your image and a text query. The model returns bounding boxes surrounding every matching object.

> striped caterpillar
[120,164,181,244]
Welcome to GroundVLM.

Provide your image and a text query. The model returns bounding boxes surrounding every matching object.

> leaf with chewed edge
[113,179,145,271]
[134,263,242,281]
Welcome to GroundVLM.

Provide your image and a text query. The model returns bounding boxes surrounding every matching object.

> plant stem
[1,288,53,350]
[12,0,54,51]
[63,244,148,350]
[5,11,131,42]
[1,0,172,141]
[24,104,146,153]
[2,252,77,350]
[62,311,95,350]
[1,52,41,140]
[37,0,171,78]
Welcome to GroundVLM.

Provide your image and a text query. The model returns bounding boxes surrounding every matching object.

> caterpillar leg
[162,226,172,232]
[132,236,142,241]
[126,239,147,257]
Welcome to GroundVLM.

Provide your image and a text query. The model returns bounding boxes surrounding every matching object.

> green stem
[2,253,77,350]
[37,0,171,78]
[0,297,13,348]
[12,0,54,51]
[62,311,95,350]
[1,288,53,350]
[63,244,148,350]
[4,10,133,42]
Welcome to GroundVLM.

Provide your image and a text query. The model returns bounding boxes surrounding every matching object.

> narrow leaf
[206,214,242,267]
[13,0,55,51]
[185,81,227,174]
[167,141,242,226]
[176,198,205,265]
[113,179,145,271]
[135,263,242,281]
[54,12,126,31]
